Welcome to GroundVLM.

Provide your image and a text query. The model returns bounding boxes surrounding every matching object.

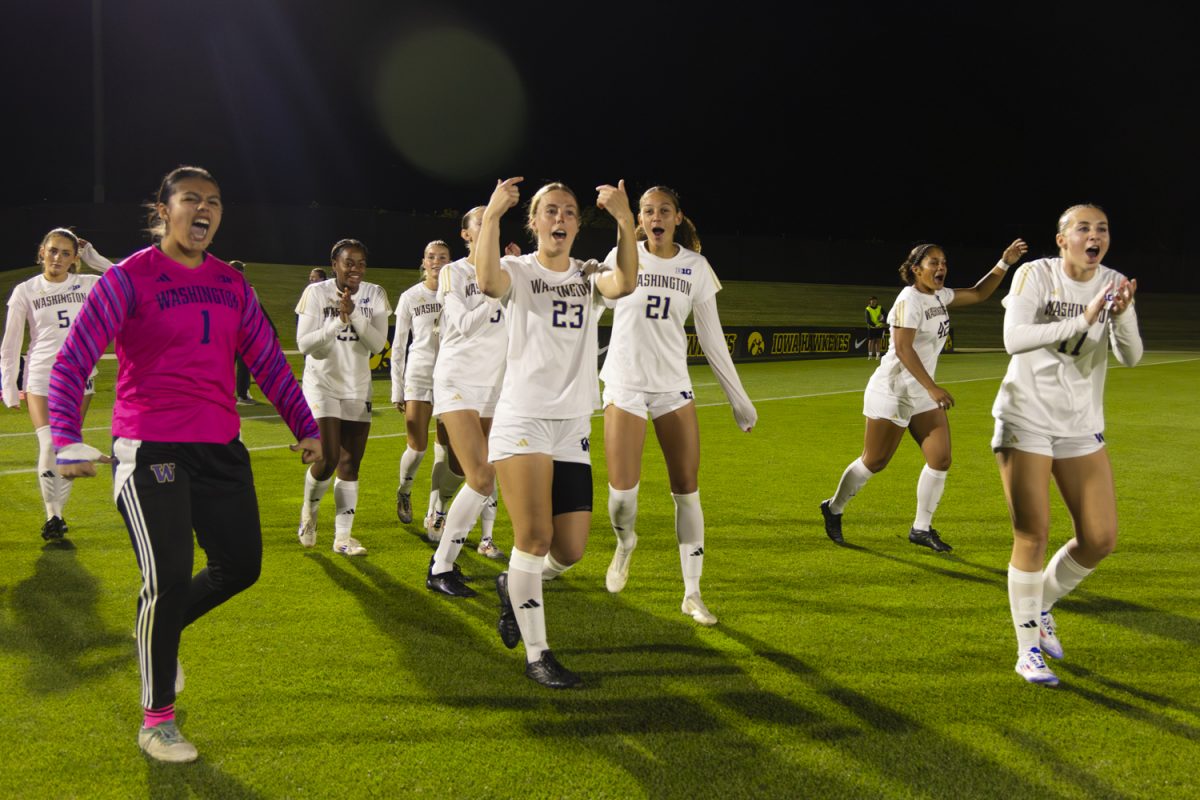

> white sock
[1042,545,1094,610]
[543,552,574,579]
[509,548,548,663]
[829,457,873,514]
[433,484,489,574]
[428,443,449,516]
[398,447,425,494]
[302,470,332,521]
[333,479,358,539]
[913,465,948,531]
[481,489,498,542]
[55,475,75,518]
[607,483,639,552]
[436,449,465,515]
[1008,564,1043,652]
[674,491,704,596]
[36,426,57,518]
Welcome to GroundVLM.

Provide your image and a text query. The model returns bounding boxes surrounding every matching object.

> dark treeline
[1,205,1191,291]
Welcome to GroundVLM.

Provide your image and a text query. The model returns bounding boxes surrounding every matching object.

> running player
[392,241,462,539]
[295,239,392,555]
[820,238,1028,551]
[599,186,756,626]
[424,210,516,597]
[48,166,319,762]
[481,177,638,688]
[2,229,112,541]
[995,205,1141,687]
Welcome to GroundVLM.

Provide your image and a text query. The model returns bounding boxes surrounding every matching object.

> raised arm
[78,240,114,274]
[295,285,339,358]
[694,298,757,431]
[348,293,389,354]
[594,180,638,300]
[477,178,523,298]
[950,239,1027,308]
[1107,278,1142,367]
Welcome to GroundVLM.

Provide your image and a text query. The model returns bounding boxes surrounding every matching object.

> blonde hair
[525,182,579,242]
[635,186,702,253]
[1057,203,1107,234]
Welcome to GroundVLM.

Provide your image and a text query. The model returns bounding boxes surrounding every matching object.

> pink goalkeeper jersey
[49,246,318,447]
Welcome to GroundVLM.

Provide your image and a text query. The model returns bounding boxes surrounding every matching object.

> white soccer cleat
[1015,647,1059,686]
[681,593,718,626]
[333,537,367,556]
[1039,611,1063,660]
[138,721,198,763]
[298,516,317,548]
[425,511,446,543]
[605,544,635,593]
[477,539,505,560]
[175,660,185,694]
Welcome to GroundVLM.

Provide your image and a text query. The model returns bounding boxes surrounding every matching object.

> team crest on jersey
[150,463,177,483]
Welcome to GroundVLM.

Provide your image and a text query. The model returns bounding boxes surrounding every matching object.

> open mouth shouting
[189,217,212,244]
[1085,245,1102,261]
[551,228,568,243]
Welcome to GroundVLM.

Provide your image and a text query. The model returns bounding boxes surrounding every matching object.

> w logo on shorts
[150,463,176,483]
[580,436,590,452]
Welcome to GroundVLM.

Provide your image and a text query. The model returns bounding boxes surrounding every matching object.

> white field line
[3,355,1196,475]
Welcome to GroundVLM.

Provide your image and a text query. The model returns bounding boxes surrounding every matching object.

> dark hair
[309,268,328,281]
[38,227,80,265]
[635,185,702,253]
[229,260,246,273]
[898,243,942,285]
[145,166,219,242]
[330,239,368,263]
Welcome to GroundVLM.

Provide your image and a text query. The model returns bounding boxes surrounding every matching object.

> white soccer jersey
[2,273,103,405]
[434,258,507,389]
[992,258,1142,437]
[295,278,392,401]
[866,285,956,399]
[600,242,720,392]
[390,281,442,402]
[495,253,609,419]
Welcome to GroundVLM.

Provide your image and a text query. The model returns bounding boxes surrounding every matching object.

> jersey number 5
[57,310,71,329]
[552,301,583,329]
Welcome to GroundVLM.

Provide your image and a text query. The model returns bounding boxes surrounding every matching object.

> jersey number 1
[199,310,210,344]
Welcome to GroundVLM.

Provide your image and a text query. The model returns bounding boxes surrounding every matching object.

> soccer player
[423,211,514,598]
[295,239,391,555]
[995,205,1141,687]
[392,241,461,539]
[308,268,327,284]
[2,228,112,541]
[479,177,638,688]
[599,186,756,626]
[820,238,1028,551]
[865,295,886,359]
[48,166,320,762]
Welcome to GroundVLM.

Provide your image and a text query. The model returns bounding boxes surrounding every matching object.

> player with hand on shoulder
[480,177,638,688]
[995,204,1141,687]
[295,239,392,556]
[599,185,756,627]
[820,238,1027,552]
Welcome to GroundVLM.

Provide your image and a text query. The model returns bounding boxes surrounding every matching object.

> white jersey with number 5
[496,253,608,419]
[434,258,507,388]
[2,273,104,404]
[599,242,720,392]
[295,278,392,401]
[992,258,1141,437]
[866,285,955,399]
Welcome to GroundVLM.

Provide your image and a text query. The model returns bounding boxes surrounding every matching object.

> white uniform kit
[2,274,104,401]
[390,282,442,405]
[489,254,609,464]
[434,258,507,416]
[601,242,755,429]
[863,285,955,426]
[295,278,392,422]
[992,258,1143,457]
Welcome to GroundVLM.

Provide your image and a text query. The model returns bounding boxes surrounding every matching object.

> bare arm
[950,239,1027,308]
[477,178,523,298]
[892,326,954,409]
[594,180,638,300]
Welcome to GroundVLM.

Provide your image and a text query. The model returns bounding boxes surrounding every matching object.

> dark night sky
[3,1,1197,260]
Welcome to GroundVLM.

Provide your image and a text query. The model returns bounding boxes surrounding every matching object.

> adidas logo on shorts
[517,438,528,447]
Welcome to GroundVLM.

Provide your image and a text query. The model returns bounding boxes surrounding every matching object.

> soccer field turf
[2,351,1198,799]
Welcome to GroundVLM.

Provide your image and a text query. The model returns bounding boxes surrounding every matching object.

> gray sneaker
[137,721,198,763]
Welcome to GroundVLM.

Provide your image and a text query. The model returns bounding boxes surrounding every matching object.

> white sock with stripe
[432,484,489,574]
[1008,565,1043,652]
[674,491,705,596]
[829,457,873,514]
[398,447,425,495]
[303,470,332,521]
[333,479,358,539]
[509,548,548,663]
[607,483,639,553]
[1042,545,1094,610]
[35,426,57,517]
[913,465,948,531]
[481,489,498,542]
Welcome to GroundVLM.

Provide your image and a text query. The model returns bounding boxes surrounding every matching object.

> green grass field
[2,263,1199,798]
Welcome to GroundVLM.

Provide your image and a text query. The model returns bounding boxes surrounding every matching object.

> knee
[1079,526,1118,560]
[554,541,586,566]
[515,523,554,556]
[470,462,495,495]
[927,455,951,472]
[862,454,890,473]
[210,556,261,596]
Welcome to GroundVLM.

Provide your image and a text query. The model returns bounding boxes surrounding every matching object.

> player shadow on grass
[0,541,129,694]
[1057,592,1200,648]
[837,541,1004,587]
[1054,663,1200,742]
[144,732,266,800]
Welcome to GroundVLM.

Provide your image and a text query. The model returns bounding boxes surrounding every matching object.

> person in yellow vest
[865,296,886,359]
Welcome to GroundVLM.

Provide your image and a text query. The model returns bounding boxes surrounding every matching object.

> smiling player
[820,239,1027,551]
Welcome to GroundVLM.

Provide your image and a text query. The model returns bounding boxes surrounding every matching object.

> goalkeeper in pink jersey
[49,166,320,763]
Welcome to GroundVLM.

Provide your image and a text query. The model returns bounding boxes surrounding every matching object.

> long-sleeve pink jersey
[49,246,318,448]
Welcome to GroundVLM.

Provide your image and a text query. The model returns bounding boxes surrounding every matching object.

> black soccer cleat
[40,516,66,542]
[525,650,581,689]
[495,572,521,649]
[426,556,477,597]
[909,527,952,553]
[820,501,844,544]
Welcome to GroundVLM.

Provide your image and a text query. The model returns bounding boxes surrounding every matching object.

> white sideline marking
[3,355,1197,474]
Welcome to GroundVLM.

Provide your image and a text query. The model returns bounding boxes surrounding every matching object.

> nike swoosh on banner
[855,338,868,349]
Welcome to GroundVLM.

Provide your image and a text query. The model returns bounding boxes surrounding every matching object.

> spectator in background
[230,261,278,405]
[309,268,327,284]
[865,295,886,360]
